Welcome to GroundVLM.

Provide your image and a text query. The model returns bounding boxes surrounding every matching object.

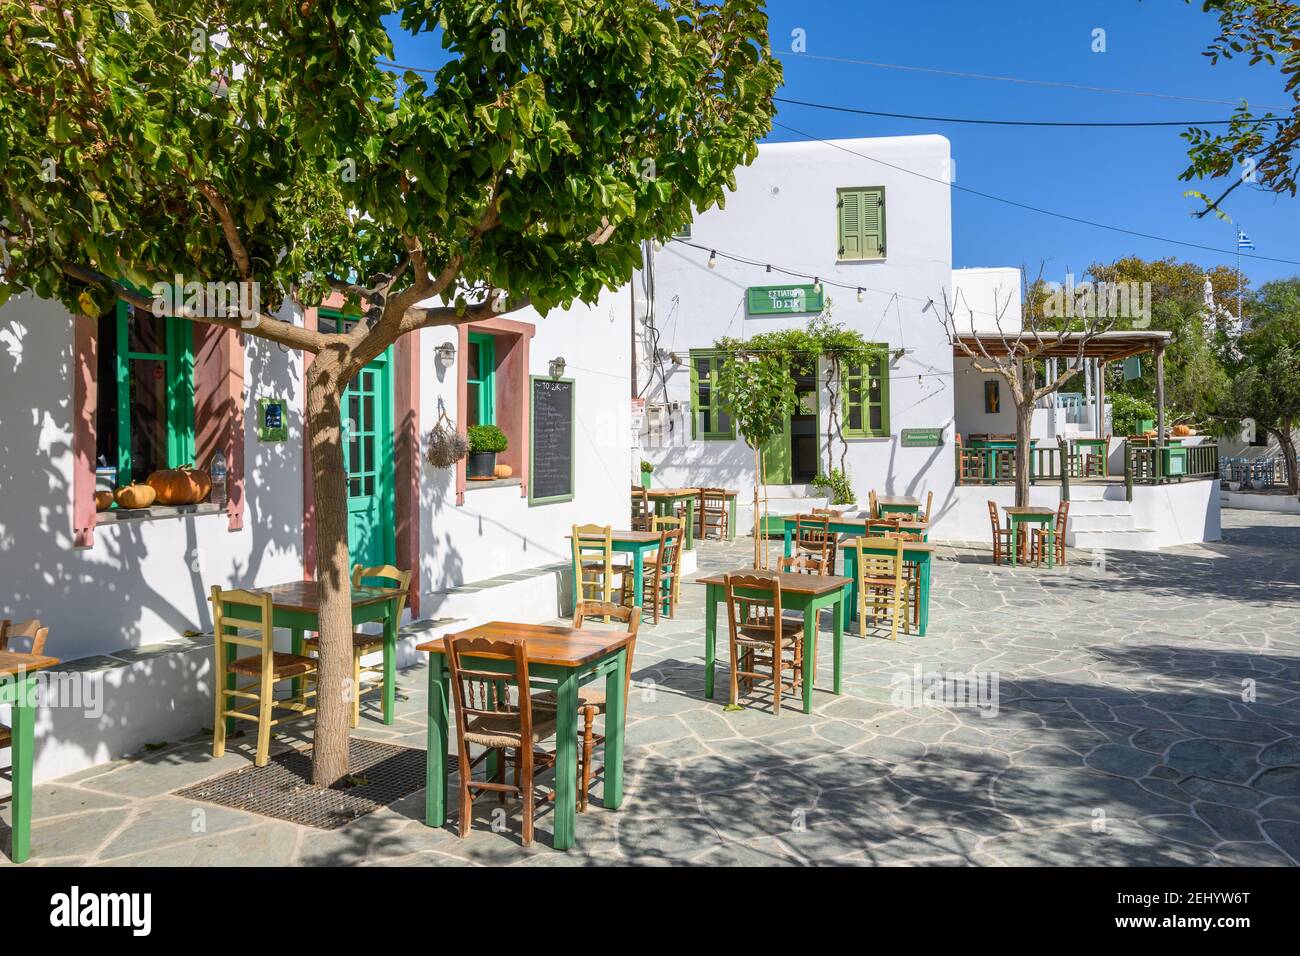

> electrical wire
[773,95,1291,128]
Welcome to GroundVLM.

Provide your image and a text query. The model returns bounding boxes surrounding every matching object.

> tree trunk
[752,444,761,569]
[1014,401,1034,507]
[305,355,354,786]
[1271,426,1300,496]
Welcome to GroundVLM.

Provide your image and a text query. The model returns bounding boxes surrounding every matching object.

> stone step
[1066,527,1162,551]
[1067,512,1138,531]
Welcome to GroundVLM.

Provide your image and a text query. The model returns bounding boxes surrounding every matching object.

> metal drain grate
[176,739,455,830]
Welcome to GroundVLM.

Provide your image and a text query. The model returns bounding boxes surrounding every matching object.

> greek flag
[1237,230,1255,251]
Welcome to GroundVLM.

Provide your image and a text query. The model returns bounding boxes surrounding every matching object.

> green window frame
[841,346,891,439]
[111,299,195,486]
[689,350,734,440]
[467,332,496,427]
[837,186,886,261]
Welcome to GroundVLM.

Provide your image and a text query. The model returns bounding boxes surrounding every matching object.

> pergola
[953,330,1175,439]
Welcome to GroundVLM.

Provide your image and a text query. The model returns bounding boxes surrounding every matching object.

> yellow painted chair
[853,537,910,641]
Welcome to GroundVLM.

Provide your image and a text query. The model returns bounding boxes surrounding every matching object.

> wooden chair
[651,514,683,533]
[640,528,683,623]
[630,486,653,532]
[210,587,317,767]
[723,572,804,715]
[868,489,879,519]
[778,553,827,575]
[0,620,49,789]
[698,487,730,540]
[302,564,411,727]
[793,513,835,574]
[853,537,909,641]
[988,500,1013,566]
[446,635,558,846]
[558,601,640,812]
[1032,501,1070,567]
[572,524,630,607]
[921,490,934,523]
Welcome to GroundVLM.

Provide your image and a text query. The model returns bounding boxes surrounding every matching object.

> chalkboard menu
[529,376,575,504]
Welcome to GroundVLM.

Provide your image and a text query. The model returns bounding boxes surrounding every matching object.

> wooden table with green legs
[842,538,937,636]
[876,495,922,517]
[697,570,849,714]
[567,530,661,610]
[1003,507,1057,567]
[644,489,701,549]
[419,622,631,851]
[215,581,405,725]
[1,650,60,863]
[781,515,930,566]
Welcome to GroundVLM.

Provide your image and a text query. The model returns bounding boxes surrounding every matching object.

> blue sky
[387,0,1298,289]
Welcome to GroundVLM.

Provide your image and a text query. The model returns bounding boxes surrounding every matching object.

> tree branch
[195,182,253,280]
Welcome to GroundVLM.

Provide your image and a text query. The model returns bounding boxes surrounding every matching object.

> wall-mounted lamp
[549,356,567,378]
[435,341,456,368]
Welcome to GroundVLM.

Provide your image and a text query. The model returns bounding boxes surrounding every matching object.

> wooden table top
[0,650,60,678]
[644,487,738,498]
[567,530,662,545]
[1003,507,1056,517]
[844,537,938,553]
[417,621,633,668]
[876,496,920,506]
[212,580,405,613]
[695,569,851,595]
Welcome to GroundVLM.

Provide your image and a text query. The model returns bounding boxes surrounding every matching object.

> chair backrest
[654,528,684,580]
[724,572,782,640]
[986,500,1003,534]
[0,619,49,656]
[701,487,727,511]
[209,587,274,655]
[351,563,413,624]
[572,601,641,714]
[630,486,650,521]
[855,537,904,588]
[868,515,902,534]
[445,636,535,743]
[923,490,934,522]
[868,489,879,518]
[779,553,828,575]
[573,523,614,569]
[810,507,835,516]
[1055,500,1070,535]
[652,514,683,532]
[793,514,832,562]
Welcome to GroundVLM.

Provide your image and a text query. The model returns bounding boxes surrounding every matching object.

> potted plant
[639,459,654,489]
[467,424,508,479]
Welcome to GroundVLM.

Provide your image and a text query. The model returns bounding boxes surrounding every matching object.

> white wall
[951,267,1022,333]
[953,357,1018,436]
[638,136,957,507]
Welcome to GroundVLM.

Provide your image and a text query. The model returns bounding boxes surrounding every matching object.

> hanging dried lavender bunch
[425,410,468,468]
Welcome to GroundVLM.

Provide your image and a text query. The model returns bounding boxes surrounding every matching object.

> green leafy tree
[1222,279,1300,493]
[0,0,780,783]
[1181,0,1300,217]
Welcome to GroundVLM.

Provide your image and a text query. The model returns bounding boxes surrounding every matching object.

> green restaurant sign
[901,427,945,448]
[747,284,825,316]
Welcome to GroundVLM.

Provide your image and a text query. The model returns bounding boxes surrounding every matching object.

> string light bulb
[813,276,821,293]
[652,238,662,252]
[707,250,717,269]
[857,287,864,302]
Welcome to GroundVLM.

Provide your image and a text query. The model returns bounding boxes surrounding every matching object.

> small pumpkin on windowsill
[95,490,115,512]
[115,484,157,509]
[147,465,212,505]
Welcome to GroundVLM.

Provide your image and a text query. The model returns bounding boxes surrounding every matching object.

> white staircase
[1065,484,1160,551]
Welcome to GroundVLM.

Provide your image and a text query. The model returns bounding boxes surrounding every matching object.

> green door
[761,417,791,485]
[342,348,395,569]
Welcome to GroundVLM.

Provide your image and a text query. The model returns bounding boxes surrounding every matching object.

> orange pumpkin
[494,464,514,479]
[115,484,157,509]
[147,466,211,505]
[95,490,114,512]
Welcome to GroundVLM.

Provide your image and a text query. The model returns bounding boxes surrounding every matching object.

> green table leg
[918,556,932,636]
[9,675,35,863]
[603,649,627,809]
[382,597,397,724]
[1009,518,1020,567]
[551,670,579,850]
[783,524,794,558]
[424,655,449,828]
[632,552,644,608]
[683,497,696,550]
[704,583,718,699]
[291,627,304,702]
[802,605,817,714]
[833,588,845,694]
[728,495,737,539]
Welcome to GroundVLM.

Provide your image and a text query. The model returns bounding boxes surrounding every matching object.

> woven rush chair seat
[227,652,317,680]
[536,686,607,711]
[303,631,385,653]
[462,710,558,749]
[737,616,803,645]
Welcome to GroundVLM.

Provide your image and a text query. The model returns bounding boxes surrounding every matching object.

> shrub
[811,469,856,505]
[467,423,508,454]
[640,459,654,473]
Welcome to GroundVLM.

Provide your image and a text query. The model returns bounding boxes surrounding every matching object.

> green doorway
[761,356,819,485]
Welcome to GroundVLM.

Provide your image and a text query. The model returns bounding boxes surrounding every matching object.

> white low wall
[1221,490,1300,514]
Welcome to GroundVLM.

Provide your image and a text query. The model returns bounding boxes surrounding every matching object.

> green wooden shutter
[862,189,885,258]
[689,354,700,440]
[838,189,862,261]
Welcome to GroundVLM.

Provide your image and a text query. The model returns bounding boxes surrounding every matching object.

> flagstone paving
[4,509,1299,866]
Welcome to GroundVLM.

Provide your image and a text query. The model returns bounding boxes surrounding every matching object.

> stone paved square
[4,510,1298,867]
